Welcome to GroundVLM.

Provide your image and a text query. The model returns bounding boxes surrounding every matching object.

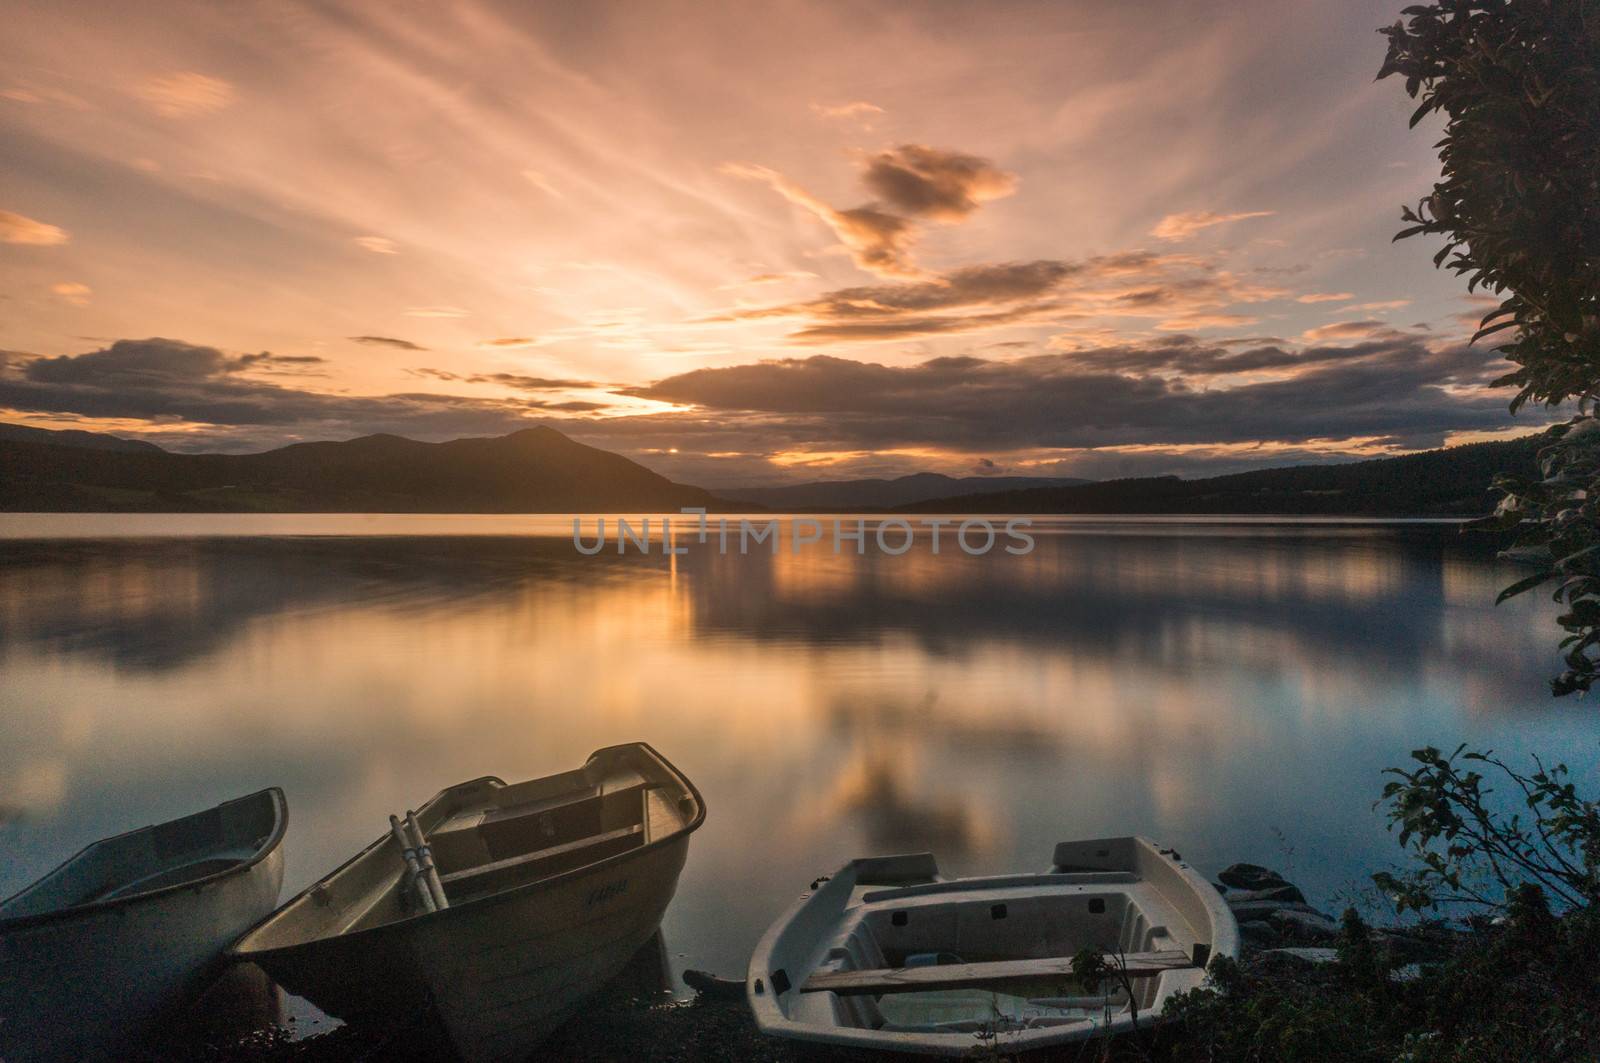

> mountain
[898,433,1548,517]
[715,472,1092,510]
[0,422,166,454]
[0,425,725,512]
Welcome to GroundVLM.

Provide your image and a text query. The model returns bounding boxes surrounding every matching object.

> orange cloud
[811,101,884,121]
[134,72,235,117]
[476,337,541,349]
[50,281,91,306]
[1301,320,1394,343]
[1156,313,1260,331]
[1296,292,1354,303]
[0,209,68,245]
[860,144,1016,222]
[521,170,563,198]
[1150,210,1275,242]
[725,145,1015,279]
[723,162,922,277]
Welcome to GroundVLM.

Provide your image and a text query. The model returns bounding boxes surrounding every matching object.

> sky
[0,0,1551,486]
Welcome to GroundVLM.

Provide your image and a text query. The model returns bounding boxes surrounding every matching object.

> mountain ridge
[0,423,725,513]
[0,422,1551,515]
[715,472,1092,510]
[895,433,1548,517]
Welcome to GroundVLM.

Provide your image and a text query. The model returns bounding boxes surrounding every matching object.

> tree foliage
[1379,0,1600,411]
[1374,745,1600,913]
[1477,420,1600,694]
[1380,1,1600,693]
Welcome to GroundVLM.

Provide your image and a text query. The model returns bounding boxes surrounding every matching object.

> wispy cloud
[412,367,601,390]
[353,235,399,254]
[724,162,921,277]
[1301,320,1396,343]
[1150,210,1275,242]
[132,72,234,117]
[520,170,563,198]
[725,144,1015,278]
[708,252,1290,344]
[0,209,68,245]
[350,335,426,351]
[810,101,884,122]
[50,282,91,306]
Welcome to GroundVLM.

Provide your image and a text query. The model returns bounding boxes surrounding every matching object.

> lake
[1,514,1594,1010]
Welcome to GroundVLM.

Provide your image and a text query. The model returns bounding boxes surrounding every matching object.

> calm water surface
[2,514,1595,1002]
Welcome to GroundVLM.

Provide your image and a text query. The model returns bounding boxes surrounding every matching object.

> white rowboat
[0,788,288,1063]
[747,836,1239,1057]
[230,743,704,1063]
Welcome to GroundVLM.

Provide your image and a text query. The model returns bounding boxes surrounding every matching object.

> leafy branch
[1373,744,1600,913]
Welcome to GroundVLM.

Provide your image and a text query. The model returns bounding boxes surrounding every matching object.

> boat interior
[803,877,1196,1034]
[235,743,700,950]
[0,789,285,921]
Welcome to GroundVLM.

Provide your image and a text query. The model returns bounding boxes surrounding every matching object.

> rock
[1261,947,1339,966]
[1270,908,1341,939]
[1218,863,1292,892]
[1237,919,1282,948]
[1227,899,1323,921]
[1222,883,1307,906]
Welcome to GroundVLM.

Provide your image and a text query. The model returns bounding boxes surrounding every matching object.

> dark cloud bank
[0,334,1535,475]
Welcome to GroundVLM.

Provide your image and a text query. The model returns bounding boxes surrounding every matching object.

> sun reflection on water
[0,517,1591,981]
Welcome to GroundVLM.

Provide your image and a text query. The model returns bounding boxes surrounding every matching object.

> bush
[1373,745,1600,913]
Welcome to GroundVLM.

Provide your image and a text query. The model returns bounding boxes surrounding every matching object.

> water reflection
[0,517,1594,986]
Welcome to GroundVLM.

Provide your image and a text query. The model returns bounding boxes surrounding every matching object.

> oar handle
[390,814,437,913]
[405,811,450,910]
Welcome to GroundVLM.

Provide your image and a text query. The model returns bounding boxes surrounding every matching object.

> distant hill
[898,433,1548,517]
[0,424,725,512]
[0,422,165,454]
[716,472,1092,510]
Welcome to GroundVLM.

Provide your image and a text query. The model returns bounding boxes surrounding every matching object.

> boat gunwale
[0,787,289,934]
[228,742,704,960]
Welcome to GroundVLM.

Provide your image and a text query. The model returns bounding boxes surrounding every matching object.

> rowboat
[747,836,1239,1057]
[0,788,288,1063]
[230,743,704,1063]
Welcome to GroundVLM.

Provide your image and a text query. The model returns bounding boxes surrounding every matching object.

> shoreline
[143,861,1463,1062]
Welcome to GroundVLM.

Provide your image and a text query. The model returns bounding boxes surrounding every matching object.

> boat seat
[428,782,652,873]
[438,823,644,901]
[802,949,1196,997]
[819,934,890,1030]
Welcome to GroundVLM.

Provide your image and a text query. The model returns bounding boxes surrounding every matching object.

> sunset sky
[0,0,1549,486]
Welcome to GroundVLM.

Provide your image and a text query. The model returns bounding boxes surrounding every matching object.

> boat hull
[748,838,1239,1058]
[251,831,690,1062]
[0,790,288,1063]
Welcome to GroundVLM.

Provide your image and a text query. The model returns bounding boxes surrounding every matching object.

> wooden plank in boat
[801,949,1195,996]
[474,783,648,863]
[439,823,644,899]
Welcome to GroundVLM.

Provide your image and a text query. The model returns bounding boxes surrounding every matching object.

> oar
[405,811,449,910]
[389,814,437,913]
